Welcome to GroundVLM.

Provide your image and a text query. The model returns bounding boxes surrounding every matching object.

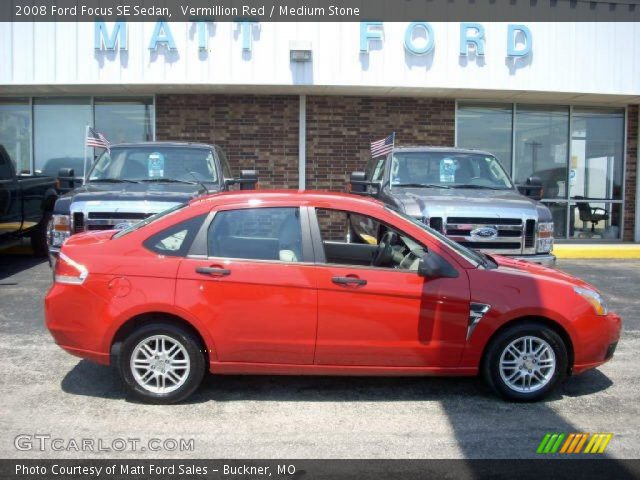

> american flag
[370,132,395,158]
[86,127,110,152]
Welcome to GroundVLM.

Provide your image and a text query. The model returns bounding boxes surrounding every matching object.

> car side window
[208,207,303,263]
[143,214,206,257]
[315,208,427,271]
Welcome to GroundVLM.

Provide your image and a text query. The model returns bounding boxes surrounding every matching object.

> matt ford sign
[94,21,533,58]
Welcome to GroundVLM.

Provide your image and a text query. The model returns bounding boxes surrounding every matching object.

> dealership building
[0,21,638,242]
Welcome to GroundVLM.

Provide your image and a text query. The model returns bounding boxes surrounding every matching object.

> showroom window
[0,98,31,173]
[456,103,513,175]
[0,96,155,177]
[457,102,626,240]
[94,97,154,144]
[33,97,92,175]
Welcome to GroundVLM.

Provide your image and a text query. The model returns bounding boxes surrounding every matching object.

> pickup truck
[48,142,257,254]
[350,146,555,266]
[0,145,58,256]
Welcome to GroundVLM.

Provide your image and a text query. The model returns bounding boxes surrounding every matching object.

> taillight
[54,252,88,285]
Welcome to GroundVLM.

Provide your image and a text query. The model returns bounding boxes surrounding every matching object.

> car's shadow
[61,359,613,404]
[0,253,47,282]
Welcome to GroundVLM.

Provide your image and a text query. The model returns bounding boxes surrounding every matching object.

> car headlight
[574,286,608,316]
[48,214,71,247]
[537,221,554,253]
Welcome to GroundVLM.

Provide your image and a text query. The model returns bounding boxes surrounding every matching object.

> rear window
[143,214,206,257]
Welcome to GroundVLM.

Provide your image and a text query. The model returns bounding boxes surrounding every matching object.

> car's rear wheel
[118,323,205,404]
[483,322,568,402]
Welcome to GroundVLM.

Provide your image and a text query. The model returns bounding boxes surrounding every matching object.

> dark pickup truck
[48,142,257,254]
[0,145,58,256]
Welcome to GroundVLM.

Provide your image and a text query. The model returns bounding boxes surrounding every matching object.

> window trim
[192,205,315,265]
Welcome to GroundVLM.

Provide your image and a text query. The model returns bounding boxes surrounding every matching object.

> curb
[554,244,640,259]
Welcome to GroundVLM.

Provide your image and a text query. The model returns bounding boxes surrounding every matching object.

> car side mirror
[226,170,259,190]
[350,171,381,196]
[418,252,459,279]
[58,167,74,178]
[57,168,76,190]
[517,176,543,201]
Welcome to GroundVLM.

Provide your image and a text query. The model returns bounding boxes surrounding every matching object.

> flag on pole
[85,127,111,152]
[370,132,395,158]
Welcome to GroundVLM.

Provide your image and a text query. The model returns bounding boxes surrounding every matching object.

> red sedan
[45,191,621,403]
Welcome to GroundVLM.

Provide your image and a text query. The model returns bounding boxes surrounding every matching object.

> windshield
[89,147,218,183]
[385,206,484,267]
[390,152,514,190]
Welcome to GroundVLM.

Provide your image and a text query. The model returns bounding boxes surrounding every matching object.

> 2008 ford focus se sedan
[45,191,621,404]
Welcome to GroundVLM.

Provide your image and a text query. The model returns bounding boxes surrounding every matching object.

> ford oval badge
[470,226,498,240]
[114,222,132,230]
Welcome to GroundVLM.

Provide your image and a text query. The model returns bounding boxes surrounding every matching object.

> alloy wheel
[498,335,556,393]
[130,335,191,394]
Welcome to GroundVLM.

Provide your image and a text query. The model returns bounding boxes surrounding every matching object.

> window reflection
[0,99,31,173]
[457,103,513,175]
[94,97,154,144]
[514,105,569,199]
[34,97,92,174]
[570,108,624,201]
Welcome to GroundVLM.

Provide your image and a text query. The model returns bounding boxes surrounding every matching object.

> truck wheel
[118,323,206,404]
[483,322,568,402]
[30,212,51,257]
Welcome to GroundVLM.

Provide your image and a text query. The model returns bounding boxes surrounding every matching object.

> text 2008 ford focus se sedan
[45,191,621,404]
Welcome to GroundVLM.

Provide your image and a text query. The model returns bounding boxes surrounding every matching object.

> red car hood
[491,254,595,290]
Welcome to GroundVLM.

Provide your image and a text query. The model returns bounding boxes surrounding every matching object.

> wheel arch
[109,312,212,365]
[480,316,575,375]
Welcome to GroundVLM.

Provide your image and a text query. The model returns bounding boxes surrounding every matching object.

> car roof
[392,146,496,156]
[190,189,387,210]
[110,141,216,149]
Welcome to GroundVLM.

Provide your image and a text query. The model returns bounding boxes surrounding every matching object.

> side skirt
[210,361,478,377]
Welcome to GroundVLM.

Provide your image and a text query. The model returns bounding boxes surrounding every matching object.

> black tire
[30,211,51,257]
[118,322,206,404]
[483,322,568,402]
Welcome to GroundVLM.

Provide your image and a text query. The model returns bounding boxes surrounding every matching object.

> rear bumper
[509,253,556,267]
[45,281,113,366]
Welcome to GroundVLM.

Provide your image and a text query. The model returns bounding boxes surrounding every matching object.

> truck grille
[83,212,152,231]
[435,216,537,255]
[72,212,84,233]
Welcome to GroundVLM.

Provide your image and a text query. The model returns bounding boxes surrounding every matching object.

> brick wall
[155,94,299,189]
[624,105,638,241]
[305,96,456,191]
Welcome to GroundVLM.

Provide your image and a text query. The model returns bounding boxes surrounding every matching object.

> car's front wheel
[483,322,568,402]
[118,323,205,404]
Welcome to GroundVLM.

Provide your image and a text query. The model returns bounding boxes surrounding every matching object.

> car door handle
[195,266,231,277]
[332,276,367,286]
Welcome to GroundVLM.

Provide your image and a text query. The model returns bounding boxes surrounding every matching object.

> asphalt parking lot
[1,252,639,459]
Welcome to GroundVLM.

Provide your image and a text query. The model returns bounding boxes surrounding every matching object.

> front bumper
[572,311,622,374]
[508,253,556,267]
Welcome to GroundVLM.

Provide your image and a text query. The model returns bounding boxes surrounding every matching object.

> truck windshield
[89,147,218,183]
[390,152,513,190]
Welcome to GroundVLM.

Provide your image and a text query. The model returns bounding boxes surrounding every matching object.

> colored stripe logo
[537,433,612,454]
